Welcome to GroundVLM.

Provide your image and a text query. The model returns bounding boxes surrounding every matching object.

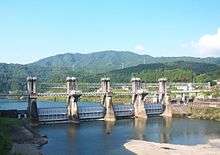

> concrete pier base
[158,78,172,118]
[68,92,81,123]
[66,77,81,123]
[68,97,79,123]
[162,105,172,117]
[161,94,172,117]
[28,97,39,125]
[131,78,148,119]
[99,78,116,121]
[104,94,116,121]
[133,91,148,119]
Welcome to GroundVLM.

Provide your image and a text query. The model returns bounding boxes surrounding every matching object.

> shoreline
[124,139,220,155]
[172,105,220,121]
[9,123,48,155]
[0,117,48,155]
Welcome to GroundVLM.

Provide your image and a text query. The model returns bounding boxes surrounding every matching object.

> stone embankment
[171,100,220,121]
[9,122,48,155]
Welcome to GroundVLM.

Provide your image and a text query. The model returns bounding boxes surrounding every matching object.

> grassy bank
[188,107,220,121]
[0,117,21,155]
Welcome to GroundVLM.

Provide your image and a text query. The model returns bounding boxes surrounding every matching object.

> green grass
[0,117,21,155]
[189,107,220,121]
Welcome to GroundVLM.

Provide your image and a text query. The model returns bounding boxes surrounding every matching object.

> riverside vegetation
[189,107,220,121]
[0,117,47,155]
[0,117,21,155]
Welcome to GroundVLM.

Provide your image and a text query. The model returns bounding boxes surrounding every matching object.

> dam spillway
[38,103,163,122]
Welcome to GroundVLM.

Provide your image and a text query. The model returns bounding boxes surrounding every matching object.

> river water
[1,99,220,155]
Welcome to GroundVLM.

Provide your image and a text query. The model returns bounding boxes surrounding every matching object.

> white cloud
[194,28,220,56]
[134,44,145,54]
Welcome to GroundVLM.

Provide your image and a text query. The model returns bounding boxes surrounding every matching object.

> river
[1,99,220,155]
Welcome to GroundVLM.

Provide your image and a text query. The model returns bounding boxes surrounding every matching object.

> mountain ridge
[1,56,220,93]
[26,50,220,73]
[84,61,220,83]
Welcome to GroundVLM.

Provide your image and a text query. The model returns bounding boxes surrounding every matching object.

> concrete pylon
[131,77,141,105]
[100,78,111,92]
[131,78,147,119]
[161,93,172,117]
[66,77,81,123]
[158,78,167,104]
[27,76,38,125]
[158,78,172,117]
[100,78,111,106]
[66,77,77,94]
[100,78,116,121]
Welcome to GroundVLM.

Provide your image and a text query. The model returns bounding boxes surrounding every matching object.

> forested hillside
[28,51,154,73]
[1,51,220,93]
[82,61,220,83]
[29,51,220,73]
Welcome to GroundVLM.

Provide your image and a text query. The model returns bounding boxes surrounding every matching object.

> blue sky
[1,0,220,64]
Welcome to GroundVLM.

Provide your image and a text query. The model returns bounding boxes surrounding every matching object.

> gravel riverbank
[124,139,220,155]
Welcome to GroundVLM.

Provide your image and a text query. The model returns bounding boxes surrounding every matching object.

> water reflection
[132,117,172,142]
[160,117,172,143]
[37,118,220,155]
[67,124,77,139]
[104,121,115,134]
[133,118,146,140]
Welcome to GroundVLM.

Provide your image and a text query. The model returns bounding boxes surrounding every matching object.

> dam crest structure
[2,76,211,125]
[24,76,172,125]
